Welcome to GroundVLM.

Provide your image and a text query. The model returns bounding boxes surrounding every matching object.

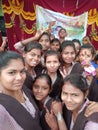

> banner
[36,5,88,42]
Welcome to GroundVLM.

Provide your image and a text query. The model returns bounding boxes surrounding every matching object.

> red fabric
[0,31,2,45]
[2,0,98,50]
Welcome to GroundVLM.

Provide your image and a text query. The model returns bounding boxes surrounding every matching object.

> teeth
[32,61,37,64]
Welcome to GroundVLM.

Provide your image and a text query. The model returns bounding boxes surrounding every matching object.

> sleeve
[84,121,98,130]
[14,41,24,53]
[0,104,23,130]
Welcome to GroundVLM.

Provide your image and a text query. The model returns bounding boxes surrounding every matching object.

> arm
[52,101,68,130]
[14,30,43,52]
[85,101,98,117]
[45,108,59,130]
[0,37,8,51]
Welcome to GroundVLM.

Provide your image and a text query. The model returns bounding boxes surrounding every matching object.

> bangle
[56,112,63,121]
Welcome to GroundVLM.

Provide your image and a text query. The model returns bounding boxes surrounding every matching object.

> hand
[45,108,59,130]
[35,30,43,39]
[85,101,98,117]
[52,101,63,116]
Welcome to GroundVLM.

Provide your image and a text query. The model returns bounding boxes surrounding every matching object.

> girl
[58,28,67,44]
[0,51,42,130]
[50,38,61,52]
[51,74,98,130]
[78,44,96,85]
[60,40,83,78]
[32,73,58,130]
[23,41,43,90]
[72,39,81,55]
[42,50,63,99]
[14,31,50,53]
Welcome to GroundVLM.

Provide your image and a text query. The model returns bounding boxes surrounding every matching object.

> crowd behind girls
[0,28,98,130]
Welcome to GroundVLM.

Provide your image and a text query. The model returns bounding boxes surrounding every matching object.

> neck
[25,64,35,75]
[2,89,25,103]
[48,71,57,78]
[59,37,65,43]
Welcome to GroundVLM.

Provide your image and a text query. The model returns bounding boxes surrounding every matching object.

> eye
[62,91,67,96]
[43,87,48,90]
[33,85,39,89]
[72,94,78,97]
[8,71,16,75]
[20,69,26,74]
[38,55,41,58]
[31,53,36,57]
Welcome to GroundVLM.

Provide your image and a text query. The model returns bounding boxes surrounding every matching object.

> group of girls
[0,28,98,130]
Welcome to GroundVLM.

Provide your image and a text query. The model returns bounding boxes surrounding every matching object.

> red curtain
[2,0,98,50]
[0,31,2,45]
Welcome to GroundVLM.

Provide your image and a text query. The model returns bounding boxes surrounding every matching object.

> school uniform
[42,69,64,99]
[40,96,53,130]
[0,87,42,130]
[60,62,83,78]
[24,64,43,90]
[63,99,98,130]
[88,77,98,102]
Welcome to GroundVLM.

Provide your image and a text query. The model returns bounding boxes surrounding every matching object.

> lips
[14,83,23,87]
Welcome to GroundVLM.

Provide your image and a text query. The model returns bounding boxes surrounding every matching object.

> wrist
[56,112,63,121]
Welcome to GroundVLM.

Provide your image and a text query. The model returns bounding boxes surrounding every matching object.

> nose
[66,95,72,102]
[38,88,42,92]
[68,53,72,58]
[50,62,54,67]
[34,55,38,61]
[16,73,22,80]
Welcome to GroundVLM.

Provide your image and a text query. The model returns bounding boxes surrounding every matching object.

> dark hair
[33,73,52,89]
[79,44,96,56]
[44,50,61,63]
[63,74,89,94]
[38,32,51,41]
[58,28,66,35]
[60,40,76,53]
[72,39,81,46]
[24,41,42,52]
[0,51,25,70]
[50,38,60,45]
[94,53,98,63]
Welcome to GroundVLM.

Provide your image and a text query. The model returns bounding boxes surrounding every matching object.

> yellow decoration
[2,0,36,34]
[2,1,98,41]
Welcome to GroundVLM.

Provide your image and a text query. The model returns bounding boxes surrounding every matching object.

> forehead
[74,42,80,47]
[62,82,82,93]
[34,78,49,86]
[52,41,60,45]
[46,55,59,60]
[63,46,75,52]
[1,59,24,70]
[40,34,49,40]
[80,48,91,54]
[27,48,41,54]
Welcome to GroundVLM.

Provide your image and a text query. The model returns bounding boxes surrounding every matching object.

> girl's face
[79,49,93,64]
[23,48,41,67]
[50,42,60,51]
[59,29,67,38]
[0,59,26,93]
[61,82,87,112]
[61,46,76,64]
[45,55,60,73]
[73,42,80,54]
[39,35,50,51]
[33,78,51,103]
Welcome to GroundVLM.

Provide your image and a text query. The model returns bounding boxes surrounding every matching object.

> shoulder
[71,62,83,74]
[87,112,98,123]
[84,121,98,130]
